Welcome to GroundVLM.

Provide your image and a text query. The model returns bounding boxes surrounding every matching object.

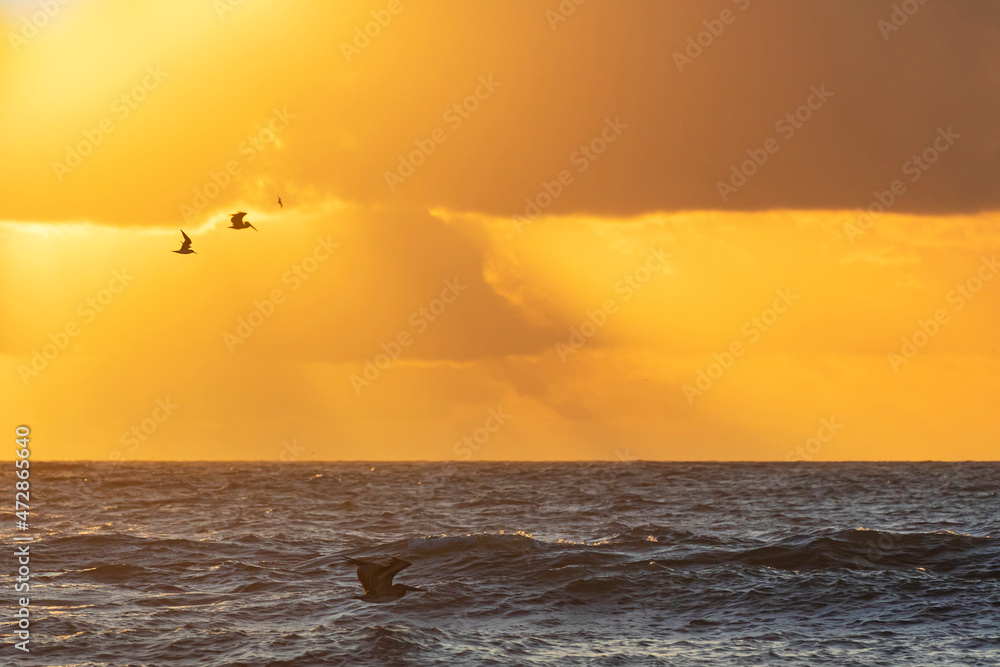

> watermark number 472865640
[13,425,33,653]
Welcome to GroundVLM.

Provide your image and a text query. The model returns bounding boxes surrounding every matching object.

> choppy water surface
[1,462,998,666]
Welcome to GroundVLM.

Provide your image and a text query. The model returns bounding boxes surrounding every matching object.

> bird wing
[375,557,412,589]
[180,230,192,250]
[344,557,387,594]
[231,212,246,224]
[344,556,412,594]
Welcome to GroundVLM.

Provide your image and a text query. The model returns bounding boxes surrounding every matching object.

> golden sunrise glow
[2,1,998,461]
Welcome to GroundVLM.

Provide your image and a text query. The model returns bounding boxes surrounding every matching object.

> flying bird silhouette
[344,557,425,603]
[172,230,195,254]
[277,196,283,208]
[228,211,257,231]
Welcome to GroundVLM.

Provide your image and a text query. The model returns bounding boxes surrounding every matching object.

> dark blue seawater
[1,462,998,666]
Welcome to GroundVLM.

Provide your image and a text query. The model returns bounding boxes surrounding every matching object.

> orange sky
[2,0,998,461]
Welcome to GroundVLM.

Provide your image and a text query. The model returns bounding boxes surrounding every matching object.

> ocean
[2,461,998,666]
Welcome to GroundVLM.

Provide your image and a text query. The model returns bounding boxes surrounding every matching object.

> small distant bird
[229,211,257,231]
[277,196,283,208]
[344,557,425,603]
[172,229,195,254]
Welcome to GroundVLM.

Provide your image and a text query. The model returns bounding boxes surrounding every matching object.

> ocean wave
[649,529,996,575]
[350,527,998,582]
[135,592,233,607]
[75,563,148,582]
[388,531,546,557]
[8,462,999,666]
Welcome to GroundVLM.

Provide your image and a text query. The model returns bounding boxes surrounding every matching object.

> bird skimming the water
[229,211,257,231]
[344,557,425,602]
[172,230,195,254]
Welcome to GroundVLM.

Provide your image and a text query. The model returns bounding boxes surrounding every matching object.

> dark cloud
[1,0,996,225]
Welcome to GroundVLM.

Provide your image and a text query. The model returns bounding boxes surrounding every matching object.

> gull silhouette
[277,196,283,208]
[172,230,195,254]
[344,557,425,603]
[229,211,257,231]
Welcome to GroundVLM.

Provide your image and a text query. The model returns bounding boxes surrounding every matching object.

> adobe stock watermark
[223,236,339,353]
[585,448,639,496]
[7,0,71,53]
[18,269,134,385]
[340,0,411,62]
[683,288,798,403]
[843,126,959,243]
[672,0,751,73]
[275,438,306,463]
[114,398,179,460]
[214,0,249,21]
[256,438,308,480]
[545,0,588,30]
[73,463,113,513]
[717,84,833,202]
[887,255,998,372]
[512,116,628,233]
[452,407,511,459]
[384,75,501,192]
[877,0,931,41]
[52,65,168,182]
[785,417,843,462]
[556,247,669,361]
[351,277,468,394]
[419,407,511,496]
[180,106,295,222]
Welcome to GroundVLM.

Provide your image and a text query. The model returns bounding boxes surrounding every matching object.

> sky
[2,0,998,461]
